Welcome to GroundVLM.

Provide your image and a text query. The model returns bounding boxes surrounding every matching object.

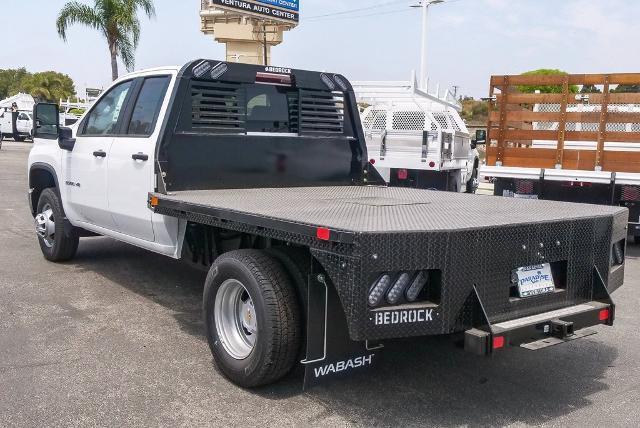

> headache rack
[487,73,640,173]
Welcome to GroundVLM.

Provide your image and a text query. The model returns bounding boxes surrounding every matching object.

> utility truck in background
[28,60,626,389]
[353,76,482,193]
[481,73,640,242]
[0,93,35,145]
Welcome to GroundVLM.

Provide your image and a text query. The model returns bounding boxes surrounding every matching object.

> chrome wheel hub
[214,279,257,360]
[35,204,55,248]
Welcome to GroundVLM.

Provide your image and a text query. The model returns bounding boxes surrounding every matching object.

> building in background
[200,0,299,65]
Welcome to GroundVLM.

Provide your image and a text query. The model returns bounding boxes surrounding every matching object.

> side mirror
[473,129,487,145]
[58,127,76,151]
[33,103,60,140]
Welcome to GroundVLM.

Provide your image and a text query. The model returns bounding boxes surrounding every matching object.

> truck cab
[29,67,181,255]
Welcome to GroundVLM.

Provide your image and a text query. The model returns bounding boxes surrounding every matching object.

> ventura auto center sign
[210,0,299,23]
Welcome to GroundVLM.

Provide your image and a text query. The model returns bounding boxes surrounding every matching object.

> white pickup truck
[27,60,626,389]
[0,109,33,143]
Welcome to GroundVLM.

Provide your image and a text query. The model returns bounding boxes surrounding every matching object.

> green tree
[611,84,640,93]
[518,69,579,94]
[21,71,76,102]
[0,68,29,99]
[460,97,489,124]
[580,84,602,93]
[56,0,156,81]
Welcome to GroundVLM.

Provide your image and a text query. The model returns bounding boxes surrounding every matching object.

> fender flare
[28,163,60,216]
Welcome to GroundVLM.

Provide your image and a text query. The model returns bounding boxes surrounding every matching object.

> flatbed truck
[28,60,626,388]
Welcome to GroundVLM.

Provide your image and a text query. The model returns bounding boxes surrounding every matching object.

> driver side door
[62,80,134,229]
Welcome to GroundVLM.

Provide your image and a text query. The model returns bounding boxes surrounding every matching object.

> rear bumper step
[464,301,614,356]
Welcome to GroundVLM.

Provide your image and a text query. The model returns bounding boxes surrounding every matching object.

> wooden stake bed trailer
[481,73,640,241]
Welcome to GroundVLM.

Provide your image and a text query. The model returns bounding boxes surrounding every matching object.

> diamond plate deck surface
[159,186,625,232]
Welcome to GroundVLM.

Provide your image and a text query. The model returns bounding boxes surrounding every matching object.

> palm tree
[56,0,156,81]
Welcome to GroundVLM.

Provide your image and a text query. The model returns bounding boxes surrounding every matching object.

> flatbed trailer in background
[480,73,640,241]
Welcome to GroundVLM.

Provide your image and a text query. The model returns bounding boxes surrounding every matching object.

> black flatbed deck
[152,186,626,242]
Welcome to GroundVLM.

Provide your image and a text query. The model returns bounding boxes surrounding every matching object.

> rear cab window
[126,76,171,136]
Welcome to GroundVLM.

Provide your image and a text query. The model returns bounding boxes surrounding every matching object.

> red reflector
[398,169,408,180]
[492,336,505,350]
[599,308,610,322]
[316,227,331,241]
[256,72,292,86]
[369,159,376,165]
[429,161,436,168]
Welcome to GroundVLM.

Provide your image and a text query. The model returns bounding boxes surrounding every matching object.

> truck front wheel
[203,250,302,387]
[35,188,79,262]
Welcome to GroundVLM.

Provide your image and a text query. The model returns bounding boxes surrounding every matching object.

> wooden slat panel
[489,128,640,143]
[490,111,640,123]
[491,73,640,87]
[487,147,640,172]
[497,92,640,105]
[602,151,640,173]
[486,147,556,168]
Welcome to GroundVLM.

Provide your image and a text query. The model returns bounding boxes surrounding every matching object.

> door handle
[132,153,149,161]
[93,150,107,158]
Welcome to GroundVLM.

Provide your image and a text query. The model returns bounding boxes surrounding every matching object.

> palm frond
[56,1,103,41]
[117,36,136,72]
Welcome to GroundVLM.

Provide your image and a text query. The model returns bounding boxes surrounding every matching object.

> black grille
[299,89,345,135]
[191,81,246,133]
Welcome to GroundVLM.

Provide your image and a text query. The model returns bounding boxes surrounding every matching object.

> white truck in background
[0,93,35,145]
[353,76,482,193]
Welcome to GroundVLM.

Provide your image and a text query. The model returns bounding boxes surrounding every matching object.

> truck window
[18,112,30,121]
[127,76,171,136]
[82,80,133,136]
[185,81,300,134]
[245,85,295,133]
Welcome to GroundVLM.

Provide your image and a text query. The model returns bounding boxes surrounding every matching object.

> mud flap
[302,273,383,389]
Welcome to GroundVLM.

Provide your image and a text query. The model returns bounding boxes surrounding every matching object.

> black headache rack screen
[157,60,379,192]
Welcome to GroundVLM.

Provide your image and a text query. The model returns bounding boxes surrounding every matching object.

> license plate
[513,263,555,298]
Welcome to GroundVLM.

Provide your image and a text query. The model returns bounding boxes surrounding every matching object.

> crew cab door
[17,112,31,134]
[107,75,172,241]
[62,79,134,228]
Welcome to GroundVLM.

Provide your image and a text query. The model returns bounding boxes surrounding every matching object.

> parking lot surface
[1,141,640,427]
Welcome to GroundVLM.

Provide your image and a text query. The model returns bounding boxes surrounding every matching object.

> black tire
[266,246,310,312]
[14,136,25,142]
[35,188,79,262]
[466,166,479,194]
[203,250,302,388]
[633,235,640,245]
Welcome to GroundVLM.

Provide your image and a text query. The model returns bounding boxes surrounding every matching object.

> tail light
[622,186,640,202]
[256,72,293,87]
[599,308,611,322]
[515,180,534,194]
[368,274,392,307]
[386,273,411,305]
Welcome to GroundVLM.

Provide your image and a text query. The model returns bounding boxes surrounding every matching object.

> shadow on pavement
[73,235,619,427]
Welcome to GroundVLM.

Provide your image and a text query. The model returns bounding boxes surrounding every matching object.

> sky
[1,0,639,98]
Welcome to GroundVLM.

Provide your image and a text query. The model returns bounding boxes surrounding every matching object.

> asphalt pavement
[1,140,639,427]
